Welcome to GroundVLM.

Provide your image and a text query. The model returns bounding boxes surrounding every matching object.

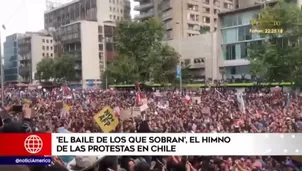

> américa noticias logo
[24,135,43,154]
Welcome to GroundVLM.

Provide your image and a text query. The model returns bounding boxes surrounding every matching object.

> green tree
[36,55,76,82]
[36,57,54,81]
[248,0,302,84]
[53,55,76,82]
[106,17,180,84]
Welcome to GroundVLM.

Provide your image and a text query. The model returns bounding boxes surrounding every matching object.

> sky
[0,0,138,45]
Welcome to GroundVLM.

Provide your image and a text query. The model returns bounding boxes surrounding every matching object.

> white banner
[51,133,302,156]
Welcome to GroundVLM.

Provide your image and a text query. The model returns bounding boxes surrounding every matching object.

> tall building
[217,0,301,81]
[44,0,131,88]
[237,0,268,8]
[237,0,302,8]
[217,2,278,81]
[3,33,23,82]
[134,0,236,40]
[3,32,54,83]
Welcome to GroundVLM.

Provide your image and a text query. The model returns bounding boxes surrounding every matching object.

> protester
[1,85,302,171]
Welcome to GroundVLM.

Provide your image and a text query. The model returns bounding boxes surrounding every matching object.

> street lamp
[0,24,6,106]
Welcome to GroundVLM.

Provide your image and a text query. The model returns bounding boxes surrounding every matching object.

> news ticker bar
[52,133,302,156]
[0,157,51,165]
[1,133,302,156]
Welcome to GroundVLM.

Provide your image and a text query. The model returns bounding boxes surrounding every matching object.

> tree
[36,57,54,81]
[53,55,76,82]
[36,55,76,82]
[248,0,302,84]
[105,17,180,84]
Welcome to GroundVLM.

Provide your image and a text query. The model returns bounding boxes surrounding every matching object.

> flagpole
[179,65,182,94]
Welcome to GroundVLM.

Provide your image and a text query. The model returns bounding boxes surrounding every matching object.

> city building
[18,32,55,83]
[237,0,302,8]
[134,0,236,40]
[44,0,131,28]
[217,0,301,81]
[164,32,219,81]
[44,0,131,88]
[3,32,54,83]
[3,33,23,82]
[217,3,278,81]
[237,0,268,8]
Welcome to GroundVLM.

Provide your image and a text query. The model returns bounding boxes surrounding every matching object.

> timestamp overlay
[249,28,284,34]
[249,14,284,34]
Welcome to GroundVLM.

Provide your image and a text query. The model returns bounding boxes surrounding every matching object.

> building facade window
[188,4,198,11]
[221,28,237,44]
[203,0,210,4]
[240,42,248,58]
[225,44,236,60]
[203,7,210,13]
[238,25,252,41]
[202,16,210,23]
[230,66,236,74]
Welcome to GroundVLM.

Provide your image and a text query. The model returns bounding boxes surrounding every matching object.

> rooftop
[44,0,80,14]
[218,0,277,16]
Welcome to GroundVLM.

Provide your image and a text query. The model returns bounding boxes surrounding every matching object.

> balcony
[161,10,172,21]
[191,58,205,69]
[222,59,250,67]
[134,10,154,20]
[134,2,153,11]
[191,63,205,69]
[160,0,172,11]
[164,23,172,30]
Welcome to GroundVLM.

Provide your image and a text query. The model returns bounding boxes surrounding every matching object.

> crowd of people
[0,85,302,171]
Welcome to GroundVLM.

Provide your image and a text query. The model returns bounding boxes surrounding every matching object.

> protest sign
[120,108,132,120]
[55,101,63,109]
[140,103,148,111]
[157,98,169,109]
[93,106,119,133]
[23,99,32,104]
[192,96,201,104]
[132,107,141,118]
[60,108,68,118]
[63,104,71,112]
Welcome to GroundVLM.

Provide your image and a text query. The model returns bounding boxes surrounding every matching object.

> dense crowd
[0,86,302,171]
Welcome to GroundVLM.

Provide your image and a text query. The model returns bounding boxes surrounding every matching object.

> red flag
[135,83,145,106]
[184,95,191,104]
[136,93,141,106]
[114,106,120,116]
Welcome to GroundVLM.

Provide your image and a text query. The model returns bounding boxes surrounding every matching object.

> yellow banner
[23,99,32,104]
[292,156,302,163]
[93,106,119,133]
[63,104,71,112]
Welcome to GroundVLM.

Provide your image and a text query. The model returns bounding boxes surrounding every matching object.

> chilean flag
[114,106,120,116]
[136,93,141,106]
[135,83,146,106]
[184,95,191,104]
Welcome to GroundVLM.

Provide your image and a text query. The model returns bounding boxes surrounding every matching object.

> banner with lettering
[93,106,119,133]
